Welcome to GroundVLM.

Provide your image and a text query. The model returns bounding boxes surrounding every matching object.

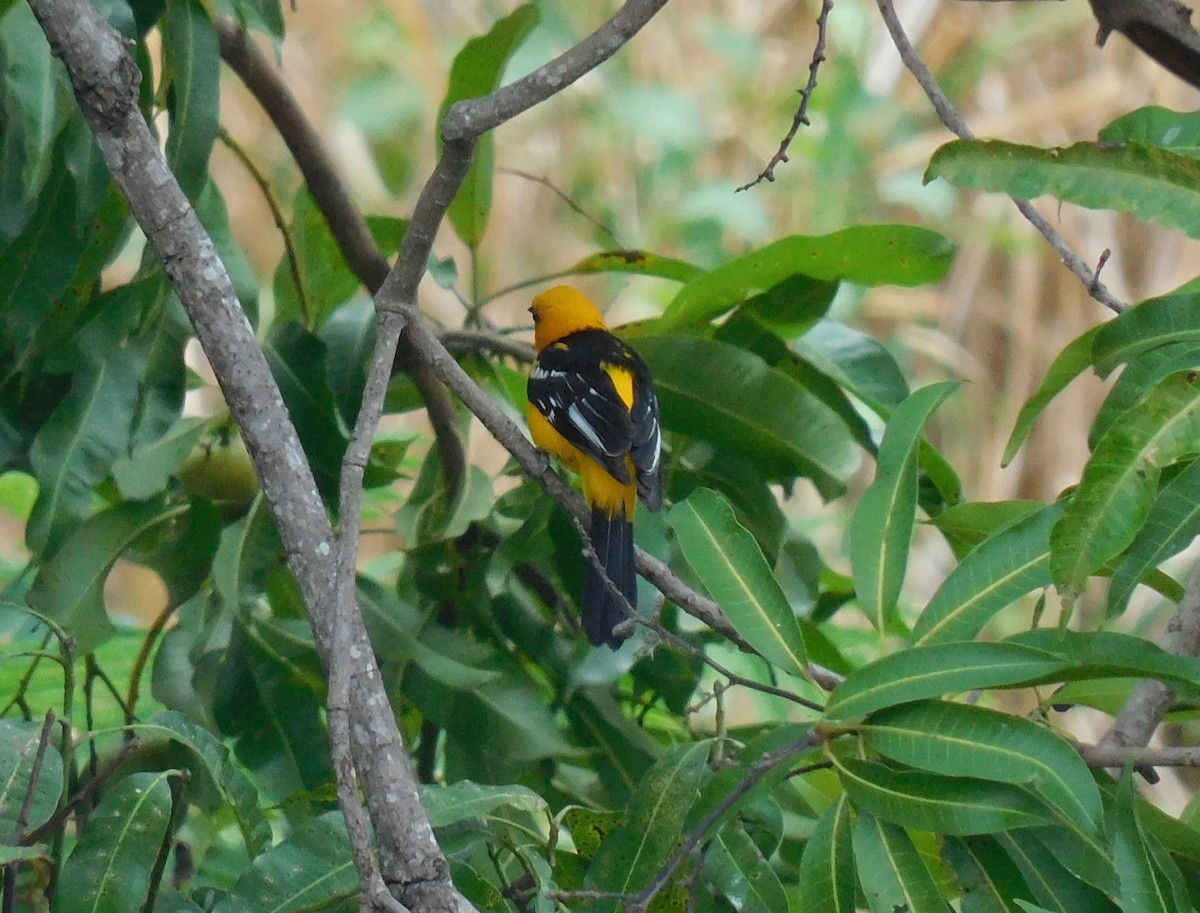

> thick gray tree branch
[23,3,468,911]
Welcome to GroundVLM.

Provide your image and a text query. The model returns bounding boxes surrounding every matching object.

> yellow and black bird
[526,286,663,647]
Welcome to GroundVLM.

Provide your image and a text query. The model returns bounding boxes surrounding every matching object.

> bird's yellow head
[530,285,610,351]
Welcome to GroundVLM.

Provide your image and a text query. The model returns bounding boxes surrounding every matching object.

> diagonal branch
[214,18,466,500]
[873,0,1126,315]
[441,0,670,141]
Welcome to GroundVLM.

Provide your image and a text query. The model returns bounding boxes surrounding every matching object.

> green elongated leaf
[126,496,221,609]
[795,318,911,414]
[1111,774,1189,913]
[25,350,139,555]
[213,621,333,807]
[228,0,285,47]
[997,832,1119,913]
[1090,342,1200,448]
[704,825,788,913]
[823,642,1068,721]
[797,795,856,913]
[942,836,1033,913]
[1027,825,1117,896]
[739,274,839,338]
[211,811,358,913]
[264,322,347,501]
[55,771,175,913]
[127,278,190,448]
[658,225,956,329]
[585,741,709,910]
[914,502,1062,646]
[419,780,548,827]
[0,718,63,836]
[667,488,807,676]
[928,499,1043,558]
[1003,325,1103,466]
[1108,455,1200,615]
[863,700,1101,832]
[26,499,180,653]
[1006,629,1200,694]
[1051,371,1200,594]
[135,711,271,857]
[358,578,503,690]
[926,139,1200,239]
[438,5,539,246]
[0,3,67,239]
[835,756,1051,835]
[851,382,957,631]
[568,249,703,284]
[853,813,947,913]
[112,416,210,500]
[636,335,859,496]
[0,122,104,354]
[213,495,284,609]
[162,0,218,201]
[671,451,786,560]
[1101,105,1200,152]
[1091,284,1200,376]
[564,691,661,806]
[1096,777,1200,865]
[271,193,408,329]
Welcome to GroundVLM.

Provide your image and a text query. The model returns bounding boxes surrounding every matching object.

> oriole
[527,286,663,647]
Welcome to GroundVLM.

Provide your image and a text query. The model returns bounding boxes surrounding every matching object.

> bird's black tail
[582,507,636,648]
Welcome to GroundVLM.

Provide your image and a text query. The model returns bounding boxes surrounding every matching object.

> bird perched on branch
[526,285,663,648]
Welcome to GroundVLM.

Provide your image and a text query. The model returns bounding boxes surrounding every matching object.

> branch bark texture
[25,3,467,910]
[215,18,466,500]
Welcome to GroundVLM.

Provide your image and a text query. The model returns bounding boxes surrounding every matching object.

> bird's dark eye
[529,307,540,324]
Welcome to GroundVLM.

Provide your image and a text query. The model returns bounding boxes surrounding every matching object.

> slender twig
[0,712,50,913]
[1075,742,1200,769]
[873,0,1126,315]
[25,738,142,845]
[143,771,189,913]
[125,602,179,729]
[626,731,822,913]
[482,270,579,306]
[440,330,535,362]
[0,630,51,719]
[217,126,311,328]
[10,711,55,842]
[737,0,835,191]
[498,167,624,246]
